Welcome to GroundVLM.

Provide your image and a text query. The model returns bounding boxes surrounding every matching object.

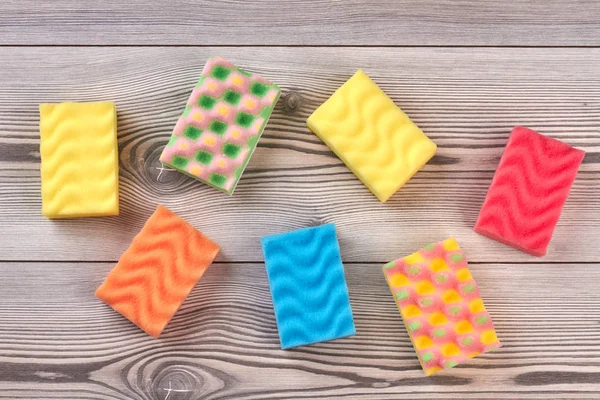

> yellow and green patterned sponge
[383,239,501,375]
[160,57,280,194]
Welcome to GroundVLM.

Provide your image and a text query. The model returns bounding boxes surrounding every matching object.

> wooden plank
[0,261,599,399]
[1,1,599,46]
[0,47,598,263]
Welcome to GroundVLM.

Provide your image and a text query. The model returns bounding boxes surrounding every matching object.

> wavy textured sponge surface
[307,70,437,202]
[383,238,501,376]
[96,205,220,338]
[160,56,280,194]
[474,126,585,257]
[39,102,119,218]
[261,224,356,349]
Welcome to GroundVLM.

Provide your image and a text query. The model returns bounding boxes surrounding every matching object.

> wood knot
[143,141,187,190]
[281,91,302,115]
[149,367,203,400]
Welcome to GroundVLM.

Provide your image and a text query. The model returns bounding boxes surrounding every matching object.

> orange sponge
[96,204,220,337]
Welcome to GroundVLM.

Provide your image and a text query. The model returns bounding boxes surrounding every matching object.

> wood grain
[0,47,597,263]
[0,1,600,46]
[0,261,599,399]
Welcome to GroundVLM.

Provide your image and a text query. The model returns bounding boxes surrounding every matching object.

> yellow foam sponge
[307,70,437,202]
[39,102,119,218]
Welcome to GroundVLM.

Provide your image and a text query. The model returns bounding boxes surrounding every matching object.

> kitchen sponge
[261,224,356,349]
[160,57,280,194]
[475,126,585,256]
[307,70,436,202]
[39,102,119,218]
[96,205,220,337]
[383,238,501,376]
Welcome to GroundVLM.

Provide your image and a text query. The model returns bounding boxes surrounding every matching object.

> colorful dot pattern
[382,238,501,376]
[159,57,280,194]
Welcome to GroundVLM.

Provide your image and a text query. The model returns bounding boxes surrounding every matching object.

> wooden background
[0,2,599,399]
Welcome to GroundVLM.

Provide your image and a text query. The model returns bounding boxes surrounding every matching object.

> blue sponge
[261,223,356,349]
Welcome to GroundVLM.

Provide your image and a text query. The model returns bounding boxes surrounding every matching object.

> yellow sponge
[39,102,119,218]
[307,70,436,202]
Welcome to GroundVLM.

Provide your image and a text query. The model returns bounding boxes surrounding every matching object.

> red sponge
[474,126,584,257]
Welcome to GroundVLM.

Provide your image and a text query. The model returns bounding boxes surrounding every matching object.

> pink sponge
[474,126,584,257]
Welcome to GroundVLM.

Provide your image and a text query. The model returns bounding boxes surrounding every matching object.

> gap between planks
[1,45,600,48]
[0,260,597,265]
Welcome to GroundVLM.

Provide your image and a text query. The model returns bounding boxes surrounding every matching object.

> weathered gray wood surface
[0,47,598,263]
[2,262,600,399]
[0,1,599,46]
[0,2,599,399]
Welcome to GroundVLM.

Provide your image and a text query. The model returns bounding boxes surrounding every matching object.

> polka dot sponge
[160,57,280,194]
[382,238,501,376]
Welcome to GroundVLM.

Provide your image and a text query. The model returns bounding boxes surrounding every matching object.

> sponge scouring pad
[39,102,119,218]
[306,70,437,202]
[261,224,356,349]
[96,205,220,338]
[160,57,280,194]
[474,126,585,257]
[382,238,501,376]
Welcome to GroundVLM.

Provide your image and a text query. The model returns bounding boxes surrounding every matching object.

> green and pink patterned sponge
[160,57,280,194]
